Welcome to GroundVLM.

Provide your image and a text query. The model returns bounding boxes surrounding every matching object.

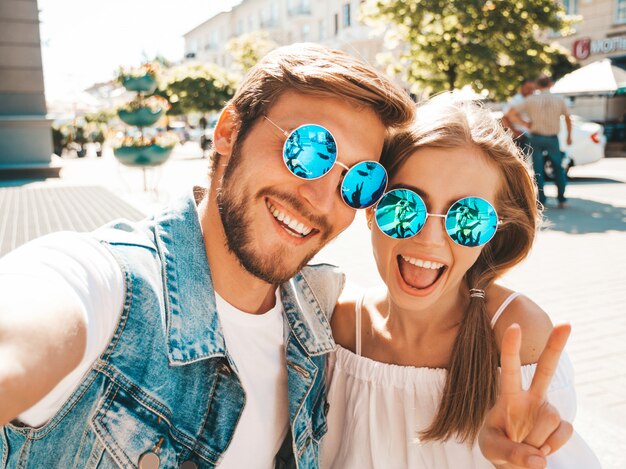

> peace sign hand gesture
[478,323,573,469]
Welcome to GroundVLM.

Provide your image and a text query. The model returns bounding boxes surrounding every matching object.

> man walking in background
[507,74,572,208]
[502,79,535,156]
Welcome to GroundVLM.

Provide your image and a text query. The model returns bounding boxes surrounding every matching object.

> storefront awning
[551,59,626,96]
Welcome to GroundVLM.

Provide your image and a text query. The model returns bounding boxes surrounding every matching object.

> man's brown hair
[209,43,415,176]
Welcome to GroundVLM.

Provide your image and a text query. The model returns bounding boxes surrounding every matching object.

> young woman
[321,96,599,468]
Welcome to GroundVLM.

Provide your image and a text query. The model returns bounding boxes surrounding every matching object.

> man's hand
[566,135,572,146]
[478,323,573,469]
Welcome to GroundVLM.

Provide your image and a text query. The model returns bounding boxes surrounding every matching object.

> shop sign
[573,36,626,60]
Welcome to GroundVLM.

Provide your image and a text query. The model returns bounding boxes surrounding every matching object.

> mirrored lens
[341,161,388,209]
[283,124,337,179]
[445,197,498,247]
[375,189,427,239]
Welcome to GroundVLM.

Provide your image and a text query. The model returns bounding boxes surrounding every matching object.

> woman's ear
[213,105,239,161]
[366,207,374,230]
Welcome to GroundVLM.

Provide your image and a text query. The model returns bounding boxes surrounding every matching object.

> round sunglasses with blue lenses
[375,188,500,247]
[264,117,388,209]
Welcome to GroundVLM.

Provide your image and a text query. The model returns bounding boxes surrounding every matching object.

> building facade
[0,0,55,179]
[183,0,383,72]
[556,0,626,67]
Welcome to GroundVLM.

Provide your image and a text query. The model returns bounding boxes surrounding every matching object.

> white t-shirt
[1,232,290,468]
[214,291,289,468]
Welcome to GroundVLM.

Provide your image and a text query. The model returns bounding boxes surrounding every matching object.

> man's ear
[213,105,239,161]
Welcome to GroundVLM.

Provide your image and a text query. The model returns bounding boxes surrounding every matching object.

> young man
[1,44,571,469]
[506,74,573,208]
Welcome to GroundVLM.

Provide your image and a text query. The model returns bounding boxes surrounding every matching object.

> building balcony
[260,18,279,29]
[287,5,311,17]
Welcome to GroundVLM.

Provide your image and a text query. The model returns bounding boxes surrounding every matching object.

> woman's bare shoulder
[488,284,553,365]
[330,282,362,351]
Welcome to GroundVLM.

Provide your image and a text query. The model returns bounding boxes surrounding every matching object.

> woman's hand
[478,323,573,469]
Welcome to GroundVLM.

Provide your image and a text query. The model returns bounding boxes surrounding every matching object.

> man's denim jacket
[0,193,344,468]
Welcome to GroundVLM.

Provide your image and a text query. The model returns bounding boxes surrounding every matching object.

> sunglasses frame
[263,115,388,209]
[375,188,503,247]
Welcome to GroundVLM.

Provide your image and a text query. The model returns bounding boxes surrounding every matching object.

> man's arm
[0,276,86,425]
[505,107,531,131]
[564,114,572,146]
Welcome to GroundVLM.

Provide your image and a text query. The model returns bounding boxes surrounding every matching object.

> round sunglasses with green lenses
[264,116,388,209]
[374,188,500,247]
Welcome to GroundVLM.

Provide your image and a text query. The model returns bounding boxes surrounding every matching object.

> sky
[39,0,241,101]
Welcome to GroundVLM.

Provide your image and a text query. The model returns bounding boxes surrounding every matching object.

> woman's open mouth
[397,255,447,291]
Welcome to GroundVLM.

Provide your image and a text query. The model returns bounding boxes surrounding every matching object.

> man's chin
[234,247,315,285]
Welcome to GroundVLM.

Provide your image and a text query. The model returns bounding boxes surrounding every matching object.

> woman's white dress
[320,293,600,469]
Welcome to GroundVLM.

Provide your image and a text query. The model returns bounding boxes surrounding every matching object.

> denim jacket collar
[153,191,334,366]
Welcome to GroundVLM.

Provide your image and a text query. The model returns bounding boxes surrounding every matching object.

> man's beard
[217,148,332,285]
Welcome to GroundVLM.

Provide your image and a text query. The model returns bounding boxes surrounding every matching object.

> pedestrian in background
[506,75,572,208]
[502,79,535,156]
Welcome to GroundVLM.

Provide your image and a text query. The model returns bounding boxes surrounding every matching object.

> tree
[157,63,238,116]
[226,31,278,75]
[363,0,578,100]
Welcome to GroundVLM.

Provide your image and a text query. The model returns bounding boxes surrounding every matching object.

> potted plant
[117,96,169,127]
[117,62,161,94]
[87,123,107,157]
[112,132,178,167]
[51,125,67,156]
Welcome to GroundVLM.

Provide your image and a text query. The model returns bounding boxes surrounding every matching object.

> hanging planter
[121,74,157,93]
[118,107,164,126]
[117,96,169,126]
[112,134,177,167]
[117,63,161,93]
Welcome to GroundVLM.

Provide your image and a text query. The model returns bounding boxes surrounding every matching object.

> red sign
[572,38,591,60]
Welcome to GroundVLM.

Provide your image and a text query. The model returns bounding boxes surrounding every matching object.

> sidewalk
[2,146,625,467]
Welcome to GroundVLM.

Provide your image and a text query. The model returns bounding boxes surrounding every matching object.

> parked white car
[549,115,606,179]
[494,111,606,179]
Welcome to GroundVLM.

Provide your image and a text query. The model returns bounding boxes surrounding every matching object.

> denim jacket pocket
[92,381,184,469]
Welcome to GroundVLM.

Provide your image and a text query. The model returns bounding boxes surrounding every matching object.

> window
[302,24,310,41]
[617,0,626,23]
[343,2,351,28]
[562,0,578,15]
[319,18,327,40]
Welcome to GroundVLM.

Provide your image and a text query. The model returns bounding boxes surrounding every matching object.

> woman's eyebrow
[387,183,470,209]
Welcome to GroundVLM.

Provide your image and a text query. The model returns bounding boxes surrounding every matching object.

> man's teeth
[267,201,313,237]
[401,255,444,270]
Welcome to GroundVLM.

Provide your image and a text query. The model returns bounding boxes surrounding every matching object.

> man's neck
[197,193,278,315]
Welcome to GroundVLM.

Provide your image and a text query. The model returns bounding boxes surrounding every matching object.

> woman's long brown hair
[380,96,540,443]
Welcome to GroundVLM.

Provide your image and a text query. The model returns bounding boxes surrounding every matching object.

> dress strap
[490,292,523,328]
[355,293,365,356]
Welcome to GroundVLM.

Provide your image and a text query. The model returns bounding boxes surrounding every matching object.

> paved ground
[2,144,625,467]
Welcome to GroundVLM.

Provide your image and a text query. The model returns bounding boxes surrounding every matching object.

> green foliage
[363,0,578,100]
[156,63,237,115]
[226,31,278,74]
[84,109,116,124]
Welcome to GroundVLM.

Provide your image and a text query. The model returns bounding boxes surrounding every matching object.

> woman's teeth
[401,255,445,270]
[267,201,313,237]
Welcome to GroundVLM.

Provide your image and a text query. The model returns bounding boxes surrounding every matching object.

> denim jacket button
[138,451,160,469]
[180,461,197,469]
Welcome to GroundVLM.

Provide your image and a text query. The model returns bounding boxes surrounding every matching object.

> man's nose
[297,165,344,215]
